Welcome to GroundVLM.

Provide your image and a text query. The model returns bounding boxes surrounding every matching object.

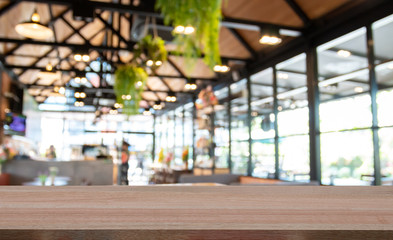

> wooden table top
[0,186,392,239]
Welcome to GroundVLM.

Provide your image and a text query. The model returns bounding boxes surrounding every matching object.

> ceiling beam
[3,64,216,81]
[226,27,257,59]
[18,0,304,32]
[26,84,194,94]
[283,0,310,26]
[0,37,246,62]
[0,1,20,17]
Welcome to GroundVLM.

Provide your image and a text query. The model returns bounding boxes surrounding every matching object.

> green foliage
[134,35,167,68]
[114,65,148,115]
[155,0,222,73]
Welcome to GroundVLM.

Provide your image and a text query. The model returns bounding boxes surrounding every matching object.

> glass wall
[250,68,275,178]
[214,88,229,170]
[230,79,249,174]
[276,54,310,181]
[373,14,393,183]
[146,13,393,185]
[318,28,374,185]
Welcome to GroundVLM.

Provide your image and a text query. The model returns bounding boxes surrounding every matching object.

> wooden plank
[0,186,393,239]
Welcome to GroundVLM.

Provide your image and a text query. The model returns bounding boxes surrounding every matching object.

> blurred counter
[3,159,113,185]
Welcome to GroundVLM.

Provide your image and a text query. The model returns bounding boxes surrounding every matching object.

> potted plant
[134,35,167,69]
[155,0,222,72]
[114,65,148,115]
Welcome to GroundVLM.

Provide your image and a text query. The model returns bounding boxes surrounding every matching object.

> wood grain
[0,186,393,239]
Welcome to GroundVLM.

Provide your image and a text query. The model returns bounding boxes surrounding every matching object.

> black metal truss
[283,0,311,26]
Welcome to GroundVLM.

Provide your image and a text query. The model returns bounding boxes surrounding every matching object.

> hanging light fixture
[173,25,195,35]
[73,47,90,62]
[109,107,118,115]
[166,92,177,102]
[143,108,152,116]
[213,64,230,73]
[153,101,163,110]
[185,79,197,90]
[259,27,282,45]
[73,72,88,84]
[15,9,54,40]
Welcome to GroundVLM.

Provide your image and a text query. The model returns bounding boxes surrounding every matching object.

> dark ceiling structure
[0,0,392,113]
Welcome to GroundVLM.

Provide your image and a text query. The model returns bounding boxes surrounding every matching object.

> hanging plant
[134,35,167,69]
[155,0,222,73]
[114,65,148,115]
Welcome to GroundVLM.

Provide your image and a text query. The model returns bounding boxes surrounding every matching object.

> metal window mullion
[366,24,381,186]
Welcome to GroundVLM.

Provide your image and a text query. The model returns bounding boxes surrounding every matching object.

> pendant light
[15,9,54,40]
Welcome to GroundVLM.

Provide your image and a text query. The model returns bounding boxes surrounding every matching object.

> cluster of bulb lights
[54,86,66,95]
[166,95,177,102]
[74,91,86,99]
[173,25,195,35]
[109,109,118,115]
[146,60,163,67]
[185,82,197,90]
[259,35,282,45]
[143,109,152,116]
[121,95,132,100]
[74,53,90,62]
[114,103,123,108]
[74,101,85,107]
[74,76,88,84]
[213,65,230,73]
[153,101,163,110]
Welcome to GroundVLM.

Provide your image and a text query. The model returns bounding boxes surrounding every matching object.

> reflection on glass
[321,130,373,186]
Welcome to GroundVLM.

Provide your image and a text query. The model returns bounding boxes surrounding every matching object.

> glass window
[230,79,249,175]
[251,68,275,177]
[379,127,393,183]
[320,130,374,185]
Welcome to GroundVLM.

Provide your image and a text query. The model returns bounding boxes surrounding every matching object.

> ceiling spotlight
[173,25,195,35]
[46,63,53,72]
[146,60,154,67]
[136,81,143,87]
[213,65,230,73]
[153,101,163,110]
[337,50,351,58]
[259,27,282,45]
[15,9,54,40]
[155,60,162,66]
[354,86,364,93]
[166,92,177,102]
[277,106,283,111]
[278,73,289,79]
